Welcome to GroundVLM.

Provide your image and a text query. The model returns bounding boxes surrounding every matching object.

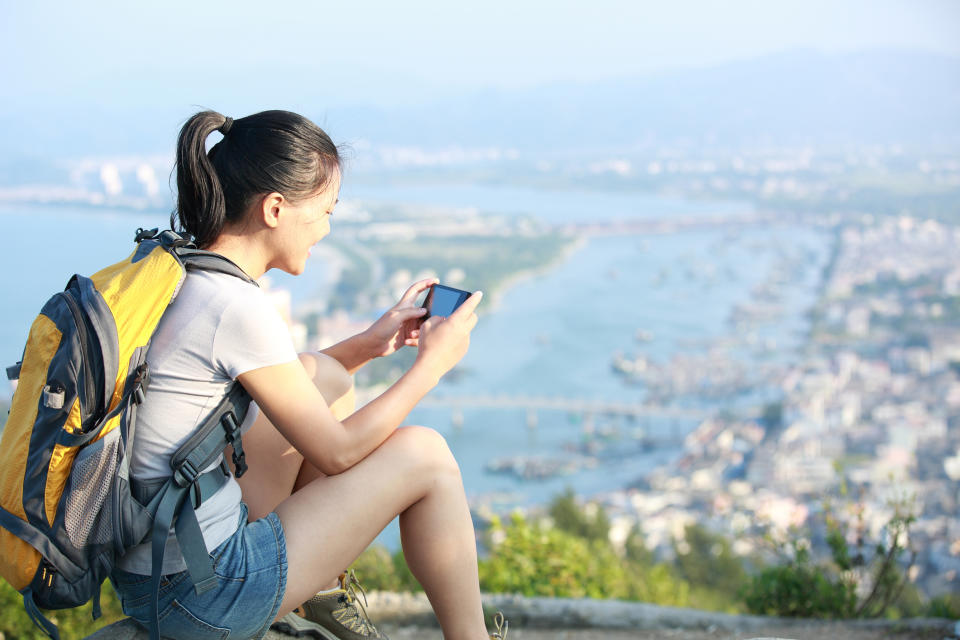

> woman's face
[273,172,340,275]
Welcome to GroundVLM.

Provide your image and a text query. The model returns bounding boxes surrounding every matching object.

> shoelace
[490,611,508,639]
[341,569,379,635]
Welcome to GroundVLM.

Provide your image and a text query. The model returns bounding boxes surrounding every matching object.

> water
[0,187,828,549]
[406,226,826,506]
[341,181,754,224]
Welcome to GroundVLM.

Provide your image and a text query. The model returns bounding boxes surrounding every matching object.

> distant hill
[2,48,958,159]
[327,48,960,150]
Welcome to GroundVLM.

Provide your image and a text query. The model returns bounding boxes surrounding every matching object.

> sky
[2,0,958,111]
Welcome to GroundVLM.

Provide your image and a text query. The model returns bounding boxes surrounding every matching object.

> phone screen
[424,284,471,318]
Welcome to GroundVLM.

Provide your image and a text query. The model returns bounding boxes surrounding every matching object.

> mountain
[325,49,960,151]
[2,48,957,160]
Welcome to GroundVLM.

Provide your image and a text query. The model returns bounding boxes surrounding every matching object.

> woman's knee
[391,426,461,477]
[298,352,355,417]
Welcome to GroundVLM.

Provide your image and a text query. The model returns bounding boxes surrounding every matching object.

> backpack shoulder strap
[134,227,259,286]
[176,248,259,287]
[140,383,251,640]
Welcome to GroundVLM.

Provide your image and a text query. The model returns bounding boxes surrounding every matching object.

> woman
[110,110,505,640]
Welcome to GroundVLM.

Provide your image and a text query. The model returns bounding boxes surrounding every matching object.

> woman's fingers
[397,306,428,323]
[450,291,483,323]
[399,277,439,305]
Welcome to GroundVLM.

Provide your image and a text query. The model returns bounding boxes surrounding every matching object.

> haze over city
[1,1,960,632]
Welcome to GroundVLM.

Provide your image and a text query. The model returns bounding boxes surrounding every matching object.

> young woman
[109,110,506,640]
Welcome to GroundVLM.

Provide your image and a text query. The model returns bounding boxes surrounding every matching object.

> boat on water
[484,455,580,481]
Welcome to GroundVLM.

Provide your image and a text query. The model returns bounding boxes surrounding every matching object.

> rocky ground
[85,593,960,640]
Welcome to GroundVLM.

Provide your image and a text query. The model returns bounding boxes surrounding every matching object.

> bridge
[418,394,709,421]
[561,211,789,236]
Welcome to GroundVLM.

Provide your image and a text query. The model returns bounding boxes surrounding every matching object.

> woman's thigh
[275,425,462,616]
[231,352,355,520]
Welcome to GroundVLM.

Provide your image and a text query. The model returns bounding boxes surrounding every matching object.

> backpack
[0,228,255,640]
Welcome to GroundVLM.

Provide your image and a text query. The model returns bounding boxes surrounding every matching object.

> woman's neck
[204,231,270,280]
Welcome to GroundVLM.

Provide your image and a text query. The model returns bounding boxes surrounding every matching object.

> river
[0,185,829,547]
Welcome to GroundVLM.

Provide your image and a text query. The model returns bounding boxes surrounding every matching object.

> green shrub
[349,545,421,593]
[674,523,747,595]
[478,512,629,598]
[741,501,918,619]
[1,579,125,639]
[548,488,610,542]
[927,593,960,619]
[741,538,857,617]
[478,512,692,606]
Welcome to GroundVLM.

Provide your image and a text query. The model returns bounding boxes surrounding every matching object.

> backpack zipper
[59,290,99,428]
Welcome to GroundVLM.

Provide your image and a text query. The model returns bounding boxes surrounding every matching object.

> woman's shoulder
[182,268,265,300]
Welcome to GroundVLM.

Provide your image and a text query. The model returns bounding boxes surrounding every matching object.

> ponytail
[172,111,230,247]
[171,109,341,248]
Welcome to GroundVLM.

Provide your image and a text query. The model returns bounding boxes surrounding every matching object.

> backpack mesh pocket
[63,429,120,548]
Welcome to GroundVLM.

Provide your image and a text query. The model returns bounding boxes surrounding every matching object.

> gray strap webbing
[6,361,21,381]
[0,508,83,583]
[22,587,60,640]
[174,495,219,595]
[146,468,227,640]
[132,462,229,507]
[149,482,181,640]
[145,384,249,640]
[178,250,258,286]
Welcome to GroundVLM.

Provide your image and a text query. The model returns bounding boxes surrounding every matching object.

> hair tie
[219,116,234,135]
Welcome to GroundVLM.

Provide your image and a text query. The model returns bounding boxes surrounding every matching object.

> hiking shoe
[292,570,387,640]
[489,611,508,639]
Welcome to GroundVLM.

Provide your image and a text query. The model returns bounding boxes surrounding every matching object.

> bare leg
[229,352,352,592]
[231,352,487,639]
[276,426,487,640]
[231,352,354,521]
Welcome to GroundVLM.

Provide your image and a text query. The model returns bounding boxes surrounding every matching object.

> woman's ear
[259,193,285,229]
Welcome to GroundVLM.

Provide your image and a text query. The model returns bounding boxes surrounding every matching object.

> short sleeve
[212,289,298,379]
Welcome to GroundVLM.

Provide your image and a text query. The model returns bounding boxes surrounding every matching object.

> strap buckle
[134,227,159,243]
[159,230,195,249]
[222,411,247,478]
[132,362,150,405]
[6,361,21,381]
[172,459,200,488]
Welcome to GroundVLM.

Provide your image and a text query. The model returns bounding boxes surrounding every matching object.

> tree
[673,523,747,600]
[548,487,610,542]
[741,498,918,619]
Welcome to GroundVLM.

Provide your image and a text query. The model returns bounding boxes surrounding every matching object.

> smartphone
[422,284,472,319]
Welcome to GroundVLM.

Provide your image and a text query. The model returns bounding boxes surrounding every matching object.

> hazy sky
[2,0,958,110]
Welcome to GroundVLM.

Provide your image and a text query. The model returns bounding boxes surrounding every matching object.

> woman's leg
[232,352,487,639]
[231,352,354,521]
[275,426,487,640]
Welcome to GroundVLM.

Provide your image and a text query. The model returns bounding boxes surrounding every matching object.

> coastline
[353,232,587,407]
[484,233,588,313]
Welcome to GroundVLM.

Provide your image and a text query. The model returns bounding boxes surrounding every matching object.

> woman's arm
[239,290,482,475]
[320,278,438,375]
[319,333,380,375]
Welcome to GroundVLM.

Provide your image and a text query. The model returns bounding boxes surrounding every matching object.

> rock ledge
[84,592,960,640]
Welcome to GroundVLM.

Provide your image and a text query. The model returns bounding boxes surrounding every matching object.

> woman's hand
[362,277,437,358]
[414,290,483,379]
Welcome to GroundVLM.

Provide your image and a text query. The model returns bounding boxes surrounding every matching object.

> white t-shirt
[118,269,297,574]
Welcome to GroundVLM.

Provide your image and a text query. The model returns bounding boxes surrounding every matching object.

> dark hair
[172,109,341,248]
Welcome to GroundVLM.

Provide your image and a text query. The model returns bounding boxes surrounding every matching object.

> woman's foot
[277,570,388,640]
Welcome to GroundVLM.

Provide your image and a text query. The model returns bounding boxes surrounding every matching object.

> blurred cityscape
[3,136,959,604]
[1,45,958,609]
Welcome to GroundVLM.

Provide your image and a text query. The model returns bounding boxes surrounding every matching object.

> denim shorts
[110,503,288,640]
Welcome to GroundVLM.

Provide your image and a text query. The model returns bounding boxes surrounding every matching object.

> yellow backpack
[0,229,253,640]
